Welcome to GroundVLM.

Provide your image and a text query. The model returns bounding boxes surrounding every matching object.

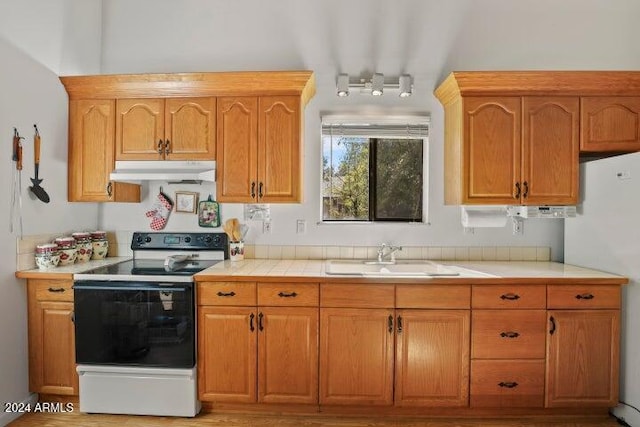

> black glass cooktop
[83,259,221,277]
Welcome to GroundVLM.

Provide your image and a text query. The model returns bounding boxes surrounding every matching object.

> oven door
[73,281,194,368]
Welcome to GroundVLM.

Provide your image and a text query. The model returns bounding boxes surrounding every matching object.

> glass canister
[35,243,60,269]
[90,231,109,260]
[72,232,93,263]
[55,237,78,266]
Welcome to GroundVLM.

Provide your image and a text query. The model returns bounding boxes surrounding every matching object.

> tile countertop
[194,260,628,285]
[15,257,131,280]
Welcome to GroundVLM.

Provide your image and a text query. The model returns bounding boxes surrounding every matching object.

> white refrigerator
[565,151,640,426]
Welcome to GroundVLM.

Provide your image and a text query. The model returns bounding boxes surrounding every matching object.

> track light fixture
[335,73,413,98]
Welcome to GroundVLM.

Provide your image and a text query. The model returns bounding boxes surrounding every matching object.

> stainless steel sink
[324,259,495,278]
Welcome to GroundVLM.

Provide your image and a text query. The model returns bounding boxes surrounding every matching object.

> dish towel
[146,192,172,230]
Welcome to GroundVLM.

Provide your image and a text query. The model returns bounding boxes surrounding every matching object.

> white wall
[0,1,102,422]
[99,0,640,261]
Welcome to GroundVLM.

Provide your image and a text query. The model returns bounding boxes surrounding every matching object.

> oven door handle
[73,284,187,292]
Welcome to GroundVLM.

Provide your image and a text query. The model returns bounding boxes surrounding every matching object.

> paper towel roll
[461,206,508,228]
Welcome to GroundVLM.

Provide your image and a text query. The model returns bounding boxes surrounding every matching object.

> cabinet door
[463,97,521,204]
[198,306,257,403]
[581,97,640,152]
[116,98,165,160]
[258,307,318,404]
[165,97,216,160]
[29,301,77,395]
[258,96,301,202]
[319,308,394,406]
[395,310,470,407]
[522,97,579,205]
[68,100,140,202]
[216,97,259,202]
[546,310,619,407]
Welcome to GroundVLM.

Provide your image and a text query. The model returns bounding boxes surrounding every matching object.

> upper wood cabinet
[445,95,578,205]
[217,96,302,203]
[61,71,315,203]
[581,97,640,152]
[116,97,216,160]
[68,99,140,202]
[435,71,640,205]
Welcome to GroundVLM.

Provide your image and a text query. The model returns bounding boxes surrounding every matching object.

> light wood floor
[8,411,620,426]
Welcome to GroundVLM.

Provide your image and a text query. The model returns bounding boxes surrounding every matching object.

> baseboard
[0,393,38,427]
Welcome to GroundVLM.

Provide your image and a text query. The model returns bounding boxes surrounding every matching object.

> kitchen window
[321,117,429,222]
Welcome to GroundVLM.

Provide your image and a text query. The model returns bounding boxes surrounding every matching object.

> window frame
[320,116,430,225]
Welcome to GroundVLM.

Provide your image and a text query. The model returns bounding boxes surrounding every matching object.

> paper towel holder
[460,206,508,229]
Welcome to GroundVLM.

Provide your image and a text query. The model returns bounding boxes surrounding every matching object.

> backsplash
[17,230,551,270]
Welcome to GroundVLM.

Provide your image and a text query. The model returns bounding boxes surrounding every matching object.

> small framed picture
[175,191,199,213]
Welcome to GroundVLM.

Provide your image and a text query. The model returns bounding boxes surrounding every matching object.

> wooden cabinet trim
[396,285,470,309]
[60,71,316,105]
[320,284,395,308]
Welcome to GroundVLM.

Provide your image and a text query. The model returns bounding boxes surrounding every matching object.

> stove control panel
[132,232,228,251]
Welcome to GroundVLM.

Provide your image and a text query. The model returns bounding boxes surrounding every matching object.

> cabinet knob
[106,182,113,197]
[249,313,255,332]
[498,381,518,389]
[258,182,264,198]
[258,312,264,331]
[397,315,403,334]
[575,293,595,300]
[278,292,297,298]
[388,315,393,333]
[514,182,521,199]
[164,139,171,155]
[48,287,66,293]
[523,181,529,198]
[216,291,236,297]
[250,182,256,199]
[500,293,520,301]
[157,139,164,154]
[549,316,556,335]
[500,331,520,339]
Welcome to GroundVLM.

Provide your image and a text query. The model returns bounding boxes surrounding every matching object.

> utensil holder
[230,241,244,261]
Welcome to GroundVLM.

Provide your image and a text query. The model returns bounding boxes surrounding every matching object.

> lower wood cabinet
[546,310,620,407]
[395,310,470,407]
[197,282,319,404]
[319,308,394,406]
[27,279,78,395]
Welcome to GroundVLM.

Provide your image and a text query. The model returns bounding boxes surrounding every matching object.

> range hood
[109,160,216,183]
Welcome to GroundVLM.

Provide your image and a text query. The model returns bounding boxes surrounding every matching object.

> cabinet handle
[514,182,521,199]
[549,316,556,335]
[278,291,297,298]
[216,291,236,297]
[249,313,255,332]
[48,287,66,293]
[251,182,256,199]
[157,139,164,154]
[397,315,403,334]
[500,293,520,301]
[498,382,519,389]
[388,315,393,333]
[164,139,171,155]
[259,182,264,198]
[500,331,520,339]
[258,312,264,331]
[71,312,75,323]
[523,181,529,198]
[106,182,113,197]
[575,293,594,300]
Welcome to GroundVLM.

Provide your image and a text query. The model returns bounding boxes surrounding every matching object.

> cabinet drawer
[396,285,470,309]
[320,284,394,308]
[33,280,74,302]
[470,360,544,408]
[472,285,545,309]
[547,285,620,309]
[258,283,319,306]
[197,282,256,306]
[472,310,546,359]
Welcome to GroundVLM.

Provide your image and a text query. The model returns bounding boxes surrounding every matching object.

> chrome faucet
[377,243,403,263]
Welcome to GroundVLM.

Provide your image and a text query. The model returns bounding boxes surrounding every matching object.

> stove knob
[136,235,143,244]
[145,236,152,243]
[213,235,221,245]
[204,236,213,245]
[184,236,192,243]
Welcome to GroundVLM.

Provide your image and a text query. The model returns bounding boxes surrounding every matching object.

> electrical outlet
[512,218,524,235]
[296,219,306,234]
[263,220,272,234]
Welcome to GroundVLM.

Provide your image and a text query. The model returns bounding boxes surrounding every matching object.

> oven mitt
[146,192,172,230]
